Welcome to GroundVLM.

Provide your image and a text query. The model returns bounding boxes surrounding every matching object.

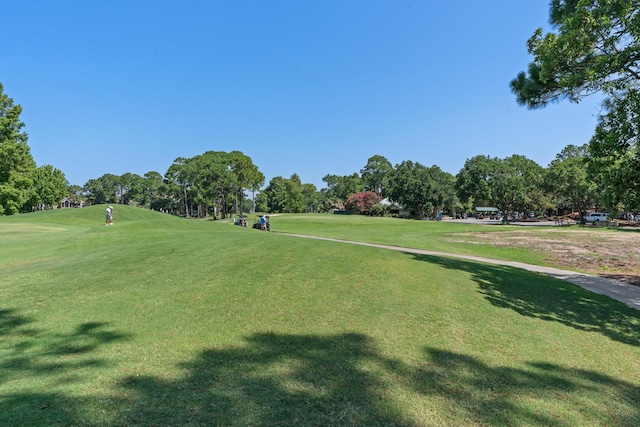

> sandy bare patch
[454,228,640,286]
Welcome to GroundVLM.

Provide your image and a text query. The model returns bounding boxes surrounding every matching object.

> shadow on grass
[117,332,410,426]
[115,333,640,426]
[0,308,130,425]
[406,253,640,347]
[398,347,640,426]
[3,325,639,425]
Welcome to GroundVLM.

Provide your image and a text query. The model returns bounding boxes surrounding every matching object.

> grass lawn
[1,207,639,426]
[269,214,552,264]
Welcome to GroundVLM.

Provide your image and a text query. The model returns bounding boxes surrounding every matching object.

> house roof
[475,207,498,212]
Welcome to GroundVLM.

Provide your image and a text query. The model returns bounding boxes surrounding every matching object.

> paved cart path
[280,233,640,311]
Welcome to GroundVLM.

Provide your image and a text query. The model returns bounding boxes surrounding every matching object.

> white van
[586,212,608,223]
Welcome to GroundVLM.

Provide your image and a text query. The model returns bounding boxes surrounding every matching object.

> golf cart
[234,215,248,227]
[253,215,270,231]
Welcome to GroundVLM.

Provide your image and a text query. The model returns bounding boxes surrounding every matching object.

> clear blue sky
[3,1,602,189]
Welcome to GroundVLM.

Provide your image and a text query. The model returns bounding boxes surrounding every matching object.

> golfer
[105,206,114,225]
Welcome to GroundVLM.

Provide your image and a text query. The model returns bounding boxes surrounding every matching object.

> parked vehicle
[585,212,609,223]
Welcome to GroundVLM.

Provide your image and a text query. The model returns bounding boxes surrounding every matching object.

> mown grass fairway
[2,207,639,426]
[271,214,551,265]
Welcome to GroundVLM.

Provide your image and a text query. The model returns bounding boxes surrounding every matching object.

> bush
[344,192,382,215]
[369,203,388,217]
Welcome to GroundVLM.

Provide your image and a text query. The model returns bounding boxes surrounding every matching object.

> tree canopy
[0,83,36,215]
[26,165,68,211]
[545,144,601,221]
[387,161,456,219]
[360,155,393,197]
[511,0,640,108]
[511,1,640,211]
[456,155,545,222]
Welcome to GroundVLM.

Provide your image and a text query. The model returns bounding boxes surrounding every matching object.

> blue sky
[3,1,602,189]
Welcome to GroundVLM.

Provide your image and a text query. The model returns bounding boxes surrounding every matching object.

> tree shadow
[397,347,640,426]
[0,307,130,425]
[116,332,413,426]
[405,253,640,346]
[4,324,639,425]
[113,332,640,426]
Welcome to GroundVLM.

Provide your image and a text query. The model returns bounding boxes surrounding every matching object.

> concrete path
[280,233,640,311]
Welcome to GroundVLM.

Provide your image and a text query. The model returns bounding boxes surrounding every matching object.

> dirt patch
[458,227,640,286]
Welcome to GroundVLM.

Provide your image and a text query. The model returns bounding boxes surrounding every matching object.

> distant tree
[25,164,68,211]
[302,183,318,213]
[263,174,306,213]
[116,172,147,205]
[190,151,234,218]
[143,171,164,209]
[427,166,458,217]
[254,191,268,213]
[0,83,36,215]
[229,151,264,214]
[284,174,305,213]
[164,158,191,215]
[456,155,545,223]
[263,176,288,213]
[387,161,433,219]
[344,191,382,215]
[246,168,265,214]
[84,173,119,205]
[456,155,493,212]
[387,161,453,219]
[360,155,393,197]
[67,184,85,207]
[322,173,363,203]
[498,155,546,216]
[545,144,600,222]
[318,189,343,213]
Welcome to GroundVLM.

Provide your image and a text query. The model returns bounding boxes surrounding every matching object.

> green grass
[270,214,551,264]
[1,206,639,426]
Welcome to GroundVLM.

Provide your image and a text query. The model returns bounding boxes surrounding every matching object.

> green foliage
[511,0,640,108]
[84,173,119,205]
[0,83,36,215]
[302,183,318,213]
[81,152,264,218]
[24,164,68,211]
[512,1,640,210]
[67,184,85,206]
[284,173,305,213]
[360,154,393,197]
[589,90,640,211]
[457,155,545,220]
[322,173,364,203]
[388,161,456,218]
[263,174,306,213]
[344,191,382,214]
[254,190,268,213]
[545,144,601,220]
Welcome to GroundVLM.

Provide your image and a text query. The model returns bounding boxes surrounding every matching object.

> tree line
[0,83,636,223]
[2,2,639,219]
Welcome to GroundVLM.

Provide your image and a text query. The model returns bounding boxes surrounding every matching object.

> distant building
[58,197,85,209]
[380,198,413,218]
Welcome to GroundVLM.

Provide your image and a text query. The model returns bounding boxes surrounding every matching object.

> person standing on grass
[105,206,114,225]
